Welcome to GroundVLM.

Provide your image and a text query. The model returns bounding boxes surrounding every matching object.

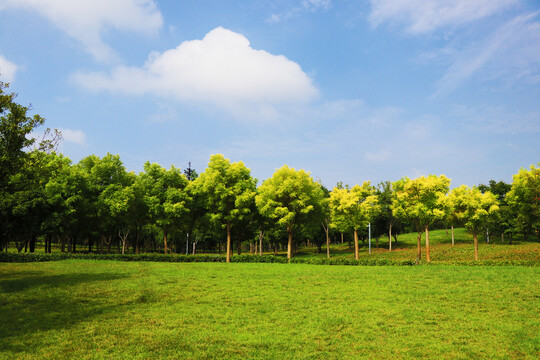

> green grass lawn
[1,261,538,359]
[295,228,540,263]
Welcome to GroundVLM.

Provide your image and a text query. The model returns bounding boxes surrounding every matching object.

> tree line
[1,82,539,262]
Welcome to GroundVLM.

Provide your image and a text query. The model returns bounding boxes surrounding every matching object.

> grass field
[1,260,538,359]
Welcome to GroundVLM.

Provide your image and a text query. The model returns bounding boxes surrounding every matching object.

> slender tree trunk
[341,232,343,244]
[326,228,330,259]
[192,241,196,255]
[163,229,168,254]
[353,229,359,260]
[501,233,504,243]
[389,222,392,252]
[416,232,422,263]
[425,226,431,262]
[259,230,264,256]
[226,223,231,263]
[451,225,454,246]
[287,227,293,260]
[474,232,479,261]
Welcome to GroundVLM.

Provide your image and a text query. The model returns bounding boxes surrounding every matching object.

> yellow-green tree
[256,165,323,260]
[449,185,499,260]
[506,163,540,240]
[195,154,256,263]
[329,182,379,260]
[392,175,450,263]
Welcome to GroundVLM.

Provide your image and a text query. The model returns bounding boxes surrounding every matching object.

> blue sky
[1,0,539,188]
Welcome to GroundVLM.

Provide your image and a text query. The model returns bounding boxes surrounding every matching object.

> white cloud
[369,0,518,34]
[434,12,540,96]
[0,0,163,62]
[59,128,87,146]
[73,27,318,120]
[0,54,17,82]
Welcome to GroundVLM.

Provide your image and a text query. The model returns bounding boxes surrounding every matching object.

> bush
[0,252,536,266]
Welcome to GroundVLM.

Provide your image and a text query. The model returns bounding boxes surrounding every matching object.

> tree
[506,163,540,240]
[195,154,256,263]
[0,82,60,251]
[139,162,189,254]
[449,185,499,260]
[256,165,323,260]
[329,182,379,260]
[392,175,450,263]
[377,181,396,251]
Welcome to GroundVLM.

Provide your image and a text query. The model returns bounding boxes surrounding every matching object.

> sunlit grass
[1,261,538,359]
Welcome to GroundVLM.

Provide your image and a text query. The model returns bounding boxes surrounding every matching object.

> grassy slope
[1,261,538,359]
[296,228,540,263]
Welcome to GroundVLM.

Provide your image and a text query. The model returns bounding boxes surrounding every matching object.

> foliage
[256,165,324,259]
[507,163,540,239]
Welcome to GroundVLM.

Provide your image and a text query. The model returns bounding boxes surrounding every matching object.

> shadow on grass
[0,270,129,354]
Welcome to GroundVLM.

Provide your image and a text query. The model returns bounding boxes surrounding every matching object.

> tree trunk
[341,232,343,244]
[501,233,504,243]
[416,232,422,263]
[237,235,241,255]
[451,225,454,246]
[353,229,359,260]
[287,227,293,260]
[61,236,65,253]
[192,242,196,255]
[326,228,330,259]
[388,222,392,252]
[226,223,231,263]
[163,229,168,254]
[425,226,431,262]
[474,232,479,261]
[259,230,264,256]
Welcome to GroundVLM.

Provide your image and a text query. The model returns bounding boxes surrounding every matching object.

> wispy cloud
[369,0,518,34]
[433,12,540,96]
[267,0,332,23]
[0,0,163,62]
[59,128,87,146]
[0,54,17,82]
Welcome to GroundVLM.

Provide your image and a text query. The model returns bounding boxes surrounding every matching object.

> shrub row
[0,252,537,266]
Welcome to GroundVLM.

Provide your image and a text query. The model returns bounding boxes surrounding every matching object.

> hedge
[0,252,537,266]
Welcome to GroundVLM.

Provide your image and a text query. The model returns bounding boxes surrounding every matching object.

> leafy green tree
[256,165,324,260]
[0,82,60,251]
[329,182,379,260]
[448,185,499,260]
[139,162,189,254]
[506,163,540,240]
[195,154,256,262]
[392,175,450,263]
[377,181,397,251]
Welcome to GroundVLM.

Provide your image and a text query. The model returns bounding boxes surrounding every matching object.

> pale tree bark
[425,226,431,262]
[226,223,231,263]
[353,229,359,260]
[451,225,454,246]
[163,229,168,254]
[287,226,293,260]
[322,221,330,259]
